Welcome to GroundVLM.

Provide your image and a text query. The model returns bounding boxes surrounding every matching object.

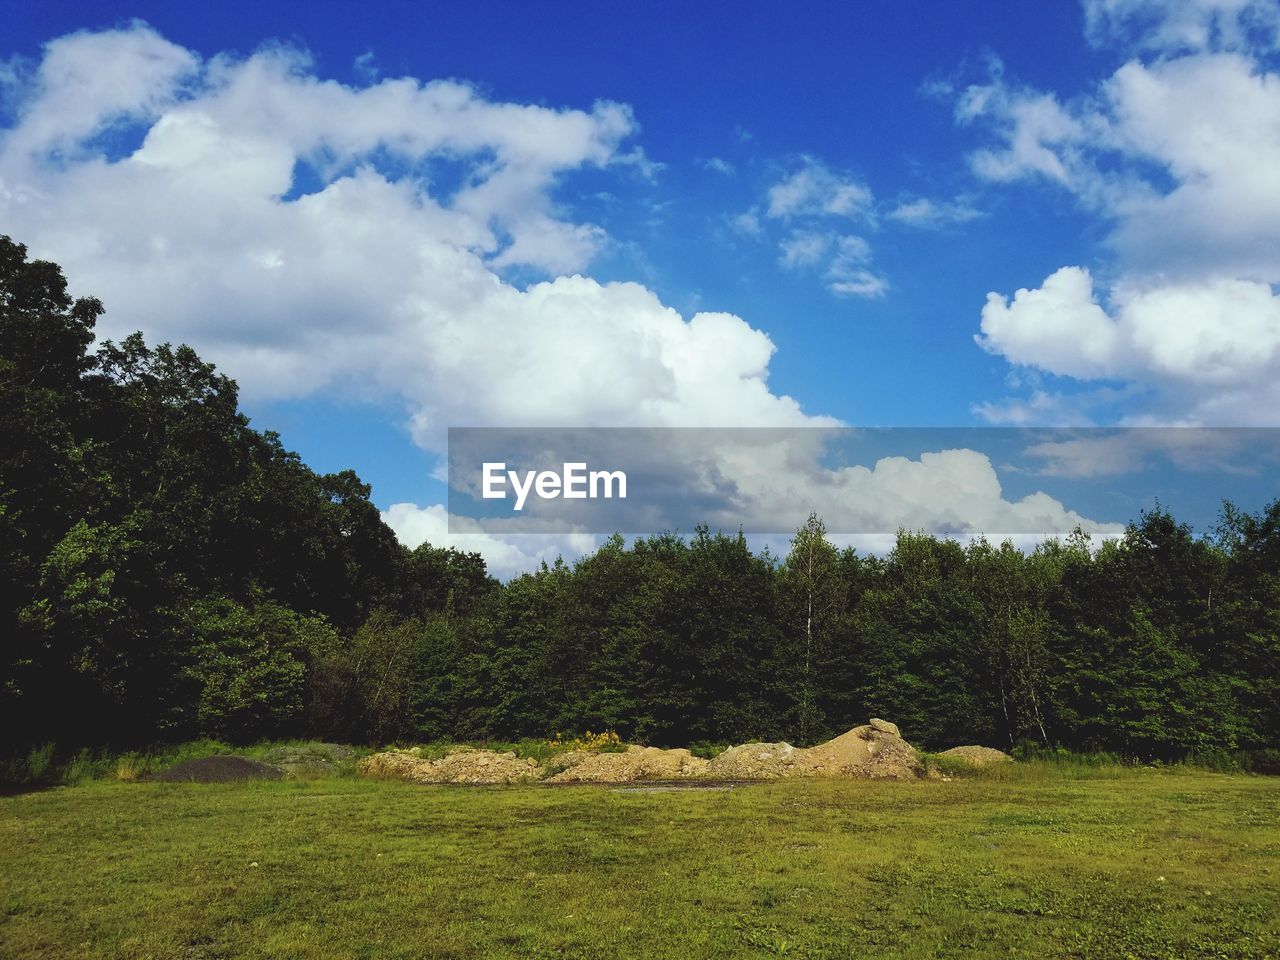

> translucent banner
[446,427,1280,535]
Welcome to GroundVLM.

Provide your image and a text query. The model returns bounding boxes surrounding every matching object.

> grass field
[2,766,1279,959]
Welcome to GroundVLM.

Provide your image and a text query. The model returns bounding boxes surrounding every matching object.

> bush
[26,742,56,781]
[920,752,976,778]
[60,748,102,785]
[688,741,729,760]
[115,753,143,782]
[1240,749,1280,776]
[2,742,57,784]
[1185,747,1243,772]
[1011,742,1129,766]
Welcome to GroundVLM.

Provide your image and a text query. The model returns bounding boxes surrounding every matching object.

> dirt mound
[546,746,709,783]
[152,756,285,783]
[792,725,921,780]
[709,724,923,781]
[358,718,924,786]
[359,749,539,784]
[706,742,798,779]
[940,745,1014,767]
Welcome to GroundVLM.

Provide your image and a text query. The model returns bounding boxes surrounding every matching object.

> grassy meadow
[2,764,1279,959]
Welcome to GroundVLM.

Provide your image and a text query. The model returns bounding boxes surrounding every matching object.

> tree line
[3,235,1278,761]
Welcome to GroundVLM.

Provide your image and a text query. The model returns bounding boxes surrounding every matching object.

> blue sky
[4,1,1279,573]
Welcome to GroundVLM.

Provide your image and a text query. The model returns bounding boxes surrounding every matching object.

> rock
[869,718,901,737]
[939,745,1014,767]
[359,749,540,785]
[706,742,798,780]
[545,747,709,783]
[710,725,923,781]
[793,725,924,780]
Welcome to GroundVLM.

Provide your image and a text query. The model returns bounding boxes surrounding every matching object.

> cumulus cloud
[706,443,1121,537]
[977,267,1280,422]
[382,503,597,580]
[0,24,1115,566]
[0,24,817,440]
[977,267,1124,380]
[959,0,1280,425]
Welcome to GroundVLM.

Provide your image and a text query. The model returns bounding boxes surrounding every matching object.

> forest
[3,234,1279,763]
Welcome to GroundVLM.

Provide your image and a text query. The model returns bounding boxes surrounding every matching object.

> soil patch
[151,756,285,783]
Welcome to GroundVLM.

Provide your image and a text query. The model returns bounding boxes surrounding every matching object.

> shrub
[1240,749,1280,776]
[115,753,144,782]
[545,730,626,753]
[22,742,55,782]
[688,741,729,760]
[919,752,976,778]
[60,748,99,785]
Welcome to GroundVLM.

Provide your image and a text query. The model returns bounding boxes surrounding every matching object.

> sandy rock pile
[547,746,709,783]
[358,718,956,785]
[708,720,923,781]
[939,745,1014,767]
[796,723,924,780]
[358,748,540,784]
[706,742,797,779]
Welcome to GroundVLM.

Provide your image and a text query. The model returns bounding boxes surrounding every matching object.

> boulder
[869,718,901,737]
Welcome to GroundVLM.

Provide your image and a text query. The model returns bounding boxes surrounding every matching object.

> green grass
[2,767,1278,959]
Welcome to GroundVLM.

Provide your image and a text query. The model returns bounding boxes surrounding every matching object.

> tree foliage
[3,235,1280,761]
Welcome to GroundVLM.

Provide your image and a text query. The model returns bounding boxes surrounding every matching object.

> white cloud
[0,25,1120,568]
[0,25,818,443]
[978,267,1280,423]
[778,230,831,268]
[977,267,1123,379]
[776,230,886,298]
[701,156,735,175]
[740,158,887,299]
[765,156,874,221]
[886,196,982,228]
[1,23,200,158]
[1083,0,1280,53]
[709,442,1122,537]
[382,503,598,581]
[731,209,763,236]
[825,236,887,298]
[1021,428,1276,479]
[959,0,1280,424]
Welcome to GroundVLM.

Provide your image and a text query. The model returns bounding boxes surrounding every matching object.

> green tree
[778,514,843,743]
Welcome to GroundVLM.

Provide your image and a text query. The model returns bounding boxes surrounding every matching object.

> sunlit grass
[2,768,1278,958]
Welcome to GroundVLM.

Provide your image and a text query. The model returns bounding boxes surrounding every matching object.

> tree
[778,514,842,743]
